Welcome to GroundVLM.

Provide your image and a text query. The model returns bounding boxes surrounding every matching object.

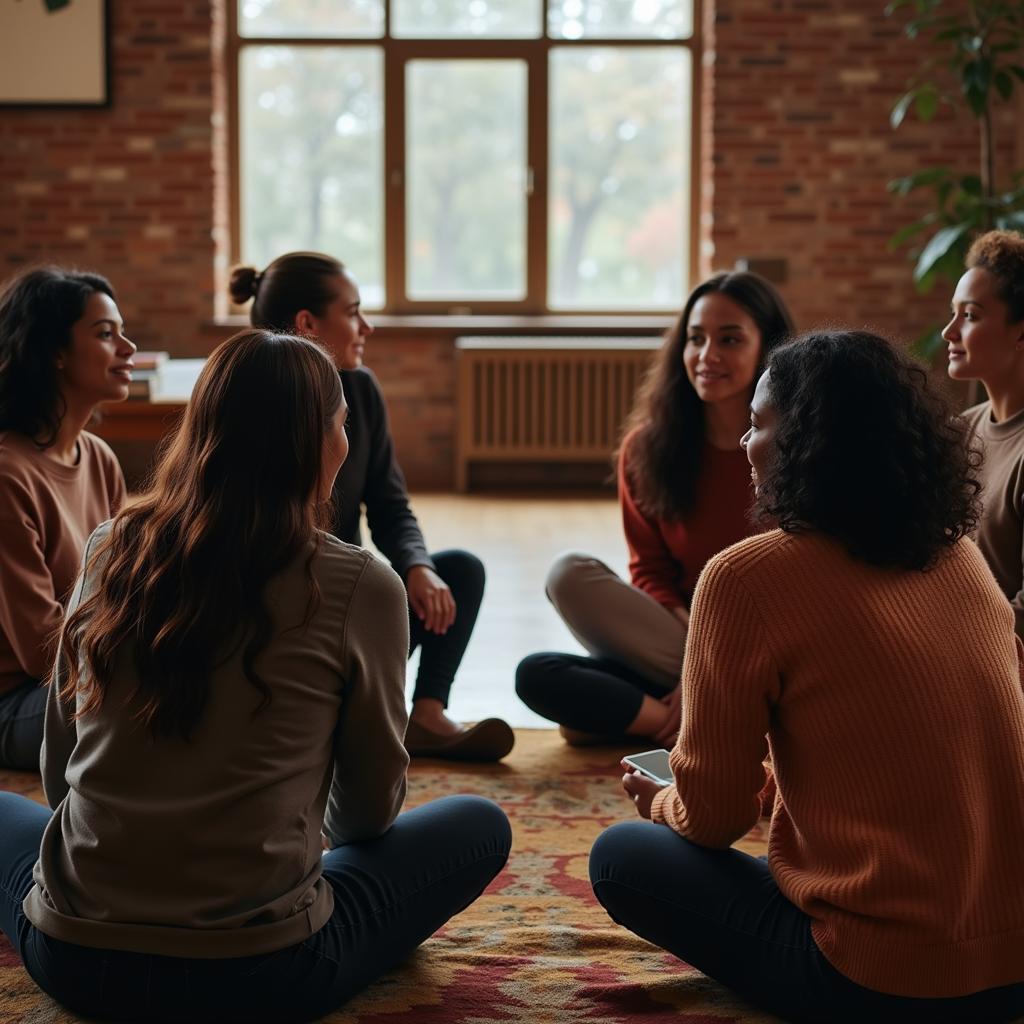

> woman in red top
[516,272,793,744]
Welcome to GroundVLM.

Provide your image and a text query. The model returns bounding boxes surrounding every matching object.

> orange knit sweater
[651,529,1024,999]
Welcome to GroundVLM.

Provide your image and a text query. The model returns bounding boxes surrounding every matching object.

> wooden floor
[388,494,626,728]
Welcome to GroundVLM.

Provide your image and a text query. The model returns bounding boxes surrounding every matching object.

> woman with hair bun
[944,228,1024,636]
[592,330,1024,1023]
[229,253,513,762]
[516,272,794,745]
[0,329,511,1023]
[0,266,132,769]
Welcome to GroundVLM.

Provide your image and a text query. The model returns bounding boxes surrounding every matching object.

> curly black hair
[0,265,116,446]
[622,271,795,519]
[754,330,981,570]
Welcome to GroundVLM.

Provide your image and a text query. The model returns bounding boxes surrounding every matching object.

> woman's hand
[621,759,668,820]
[406,565,456,634]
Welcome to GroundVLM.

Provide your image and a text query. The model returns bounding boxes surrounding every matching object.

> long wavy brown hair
[620,272,794,520]
[60,329,343,740]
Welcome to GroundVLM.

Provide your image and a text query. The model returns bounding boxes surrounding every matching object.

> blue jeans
[590,821,1024,1024]
[0,678,46,771]
[0,792,511,1023]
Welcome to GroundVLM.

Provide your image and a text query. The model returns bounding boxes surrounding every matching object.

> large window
[231,0,696,313]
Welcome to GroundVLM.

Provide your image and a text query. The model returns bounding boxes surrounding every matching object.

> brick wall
[0,1,217,353]
[703,0,1020,346]
[2,0,1020,486]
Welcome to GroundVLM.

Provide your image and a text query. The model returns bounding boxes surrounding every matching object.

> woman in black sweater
[230,252,513,761]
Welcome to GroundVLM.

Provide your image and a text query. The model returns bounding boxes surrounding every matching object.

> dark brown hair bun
[229,265,261,306]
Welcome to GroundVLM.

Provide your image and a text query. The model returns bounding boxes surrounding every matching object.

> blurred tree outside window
[235,0,694,312]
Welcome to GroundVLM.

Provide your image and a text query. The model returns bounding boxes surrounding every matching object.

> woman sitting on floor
[0,329,511,1024]
[230,253,513,762]
[516,271,793,745]
[0,267,131,770]
[591,330,1024,1023]
[944,228,1024,638]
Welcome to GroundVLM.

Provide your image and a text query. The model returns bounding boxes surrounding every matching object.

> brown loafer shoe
[404,717,515,762]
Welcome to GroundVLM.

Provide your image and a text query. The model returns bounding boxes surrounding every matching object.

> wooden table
[92,399,187,443]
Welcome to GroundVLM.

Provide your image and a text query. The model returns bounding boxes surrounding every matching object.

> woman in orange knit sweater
[516,272,793,744]
[590,330,1024,1022]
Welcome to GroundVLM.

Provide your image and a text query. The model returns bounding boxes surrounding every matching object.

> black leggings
[515,652,667,735]
[408,549,484,707]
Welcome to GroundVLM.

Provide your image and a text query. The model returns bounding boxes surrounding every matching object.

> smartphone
[622,748,673,786]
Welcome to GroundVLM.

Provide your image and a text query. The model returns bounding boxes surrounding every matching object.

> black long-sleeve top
[331,367,435,581]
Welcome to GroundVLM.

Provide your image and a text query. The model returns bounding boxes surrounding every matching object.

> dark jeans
[409,549,484,707]
[0,678,46,771]
[0,791,511,1024]
[515,652,665,734]
[590,821,1024,1024]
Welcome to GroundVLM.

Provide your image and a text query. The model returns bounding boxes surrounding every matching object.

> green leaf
[887,167,952,194]
[959,175,983,196]
[891,90,917,129]
[1011,66,1024,83]
[995,69,1014,99]
[914,223,970,284]
[915,85,939,120]
[888,215,938,250]
[995,210,1024,231]
[964,83,989,115]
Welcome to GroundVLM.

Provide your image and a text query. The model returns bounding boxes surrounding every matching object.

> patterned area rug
[0,730,777,1023]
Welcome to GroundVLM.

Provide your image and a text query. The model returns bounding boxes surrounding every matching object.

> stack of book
[127,351,169,400]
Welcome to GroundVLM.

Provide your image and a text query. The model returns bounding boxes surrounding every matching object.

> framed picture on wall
[0,0,110,107]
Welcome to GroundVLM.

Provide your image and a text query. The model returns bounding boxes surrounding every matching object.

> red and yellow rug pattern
[0,730,779,1023]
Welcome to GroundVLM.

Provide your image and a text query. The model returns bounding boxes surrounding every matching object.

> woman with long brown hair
[517,272,794,744]
[0,329,510,1023]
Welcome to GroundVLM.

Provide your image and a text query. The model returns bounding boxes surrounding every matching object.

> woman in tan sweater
[0,330,510,1022]
[591,330,1024,1022]
[944,229,1024,637]
[0,267,130,770]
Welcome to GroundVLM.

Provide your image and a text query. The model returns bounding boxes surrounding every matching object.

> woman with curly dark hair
[517,272,793,744]
[944,229,1024,637]
[591,330,1024,1023]
[0,266,131,770]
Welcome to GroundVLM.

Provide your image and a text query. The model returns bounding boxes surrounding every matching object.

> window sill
[208,312,673,338]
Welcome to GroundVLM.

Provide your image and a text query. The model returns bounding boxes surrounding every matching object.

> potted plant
[886,0,1024,357]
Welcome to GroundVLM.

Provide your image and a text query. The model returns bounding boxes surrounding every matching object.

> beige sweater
[0,430,125,694]
[963,401,1024,638]
[24,523,410,958]
[652,529,1024,999]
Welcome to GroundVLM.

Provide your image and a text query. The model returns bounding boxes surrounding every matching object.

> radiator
[455,336,661,491]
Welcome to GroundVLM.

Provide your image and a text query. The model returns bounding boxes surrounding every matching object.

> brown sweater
[963,401,1024,638]
[651,529,1024,999]
[0,430,126,695]
[24,524,410,958]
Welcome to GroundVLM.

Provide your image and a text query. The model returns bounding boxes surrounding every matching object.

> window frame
[226,0,702,315]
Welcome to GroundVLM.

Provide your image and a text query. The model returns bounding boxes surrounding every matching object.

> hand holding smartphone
[622,748,673,786]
